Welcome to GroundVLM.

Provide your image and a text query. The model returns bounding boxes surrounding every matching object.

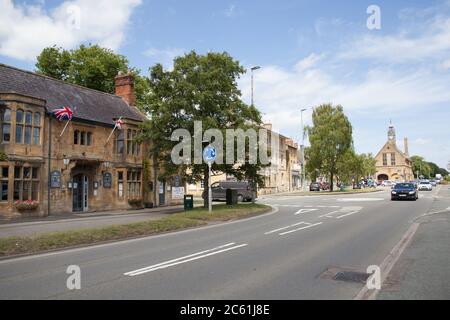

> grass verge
[0,204,271,257]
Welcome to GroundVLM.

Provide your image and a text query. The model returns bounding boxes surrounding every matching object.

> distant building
[374,122,414,182]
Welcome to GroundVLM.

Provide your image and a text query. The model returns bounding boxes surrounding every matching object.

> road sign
[203,146,216,163]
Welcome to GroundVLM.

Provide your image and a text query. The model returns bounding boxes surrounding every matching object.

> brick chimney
[114,71,135,106]
[404,137,409,156]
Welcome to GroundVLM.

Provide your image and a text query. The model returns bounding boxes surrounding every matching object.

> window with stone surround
[391,153,396,166]
[116,130,125,154]
[1,107,11,143]
[126,129,141,156]
[74,130,92,146]
[1,166,8,201]
[382,153,388,166]
[15,109,41,145]
[126,169,141,198]
[13,166,40,201]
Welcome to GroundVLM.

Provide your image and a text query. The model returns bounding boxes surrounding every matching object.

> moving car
[309,182,321,192]
[205,181,254,202]
[381,180,394,187]
[391,183,418,201]
[430,180,437,187]
[418,181,432,191]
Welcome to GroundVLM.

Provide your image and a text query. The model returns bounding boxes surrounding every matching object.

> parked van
[203,181,255,202]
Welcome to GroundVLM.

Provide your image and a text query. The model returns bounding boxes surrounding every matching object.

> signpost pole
[208,162,212,213]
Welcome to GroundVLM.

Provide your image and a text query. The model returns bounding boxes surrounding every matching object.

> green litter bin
[184,194,194,210]
[226,189,238,205]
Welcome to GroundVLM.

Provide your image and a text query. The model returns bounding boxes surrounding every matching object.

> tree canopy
[305,104,353,191]
[137,51,266,207]
[35,44,149,110]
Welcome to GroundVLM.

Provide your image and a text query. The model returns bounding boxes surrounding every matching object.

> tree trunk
[330,172,334,192]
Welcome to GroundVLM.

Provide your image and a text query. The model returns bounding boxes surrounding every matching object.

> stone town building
[0,64,163,219]
[186,123,302,196]
[374,122,414,183]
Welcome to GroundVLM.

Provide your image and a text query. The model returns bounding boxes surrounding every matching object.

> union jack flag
[115,118,124,129]
[53,106,73,121]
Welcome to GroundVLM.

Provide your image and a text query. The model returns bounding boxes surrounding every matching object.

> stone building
[374,122,414,183]
[186,123,301,197]
[0,64,160,219]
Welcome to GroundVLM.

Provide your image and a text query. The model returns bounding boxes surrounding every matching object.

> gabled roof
[375,141,410,161]
[0,63,146,126]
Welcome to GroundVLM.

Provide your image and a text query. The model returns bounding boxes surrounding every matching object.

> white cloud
[143,47,185,70]
[224,4,241,18]
[339,8,450,63]
[294,53,324,72]
[0,0,142,61]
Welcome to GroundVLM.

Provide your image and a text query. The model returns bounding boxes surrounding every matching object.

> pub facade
[0,64,156,219]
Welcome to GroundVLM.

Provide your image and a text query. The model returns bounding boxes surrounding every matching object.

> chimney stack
[114,71,135,106]
[404,137,409,156]
[263,123,273,131]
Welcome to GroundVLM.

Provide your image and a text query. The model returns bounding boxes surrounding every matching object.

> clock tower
[387,121,396,143]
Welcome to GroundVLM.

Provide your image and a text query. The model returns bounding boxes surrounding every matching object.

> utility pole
[300,108,307,191]
[250,66,261,107]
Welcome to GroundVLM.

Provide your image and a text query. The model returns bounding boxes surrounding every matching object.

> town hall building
[374,122,414,183]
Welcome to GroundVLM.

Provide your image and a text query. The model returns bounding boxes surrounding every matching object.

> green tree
[137,51,265,208]
[35,44,150,109]
[361,153,377,178]
[410,155,431,178]
[306,104,353,191]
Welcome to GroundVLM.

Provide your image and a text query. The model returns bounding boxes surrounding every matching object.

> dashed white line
[124,242,247,276]
[336,211,360,219]
[264,222,310,235]
[279,222,323,236]
[319,210,340,218]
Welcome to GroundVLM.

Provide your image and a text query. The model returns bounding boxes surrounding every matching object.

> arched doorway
[73,174,88,212]
[377,174,389,181]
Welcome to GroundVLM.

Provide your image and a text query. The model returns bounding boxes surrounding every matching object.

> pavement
[0,185,448,299]
[0,205,186,238]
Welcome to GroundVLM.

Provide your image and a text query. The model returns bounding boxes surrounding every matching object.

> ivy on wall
[0,149,7,161]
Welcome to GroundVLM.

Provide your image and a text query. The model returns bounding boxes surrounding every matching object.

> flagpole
[105,124,117,144]
[105,117,122,144]
[60,119,71,137]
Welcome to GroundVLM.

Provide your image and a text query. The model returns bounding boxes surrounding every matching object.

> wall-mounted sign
[50,171,61,188]
[174,175,181,187]
[172,187,185,200]
[103,172,112,188]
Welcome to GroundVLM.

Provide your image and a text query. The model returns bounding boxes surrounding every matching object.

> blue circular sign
[203,146,216,163]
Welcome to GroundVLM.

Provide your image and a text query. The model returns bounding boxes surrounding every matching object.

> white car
[382,180,394,187]
[418,181,432,191]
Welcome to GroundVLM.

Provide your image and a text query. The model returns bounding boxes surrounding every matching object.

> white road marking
[337,198,383,202]
[279,222,323,236]
[319,210,340,218]
[124,243,248,276]
[336,211,360,219]
[264,222,309,235]
[294,209,318,215]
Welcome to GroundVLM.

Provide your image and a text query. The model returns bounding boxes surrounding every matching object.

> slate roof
[0,63,146,126]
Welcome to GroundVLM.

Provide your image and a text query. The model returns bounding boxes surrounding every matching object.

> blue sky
[1,0,449,168]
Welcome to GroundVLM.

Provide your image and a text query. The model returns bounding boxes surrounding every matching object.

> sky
[1,0,449,169]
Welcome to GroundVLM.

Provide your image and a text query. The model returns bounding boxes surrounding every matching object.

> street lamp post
[251,66,261,106]
[300,108,307,191]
